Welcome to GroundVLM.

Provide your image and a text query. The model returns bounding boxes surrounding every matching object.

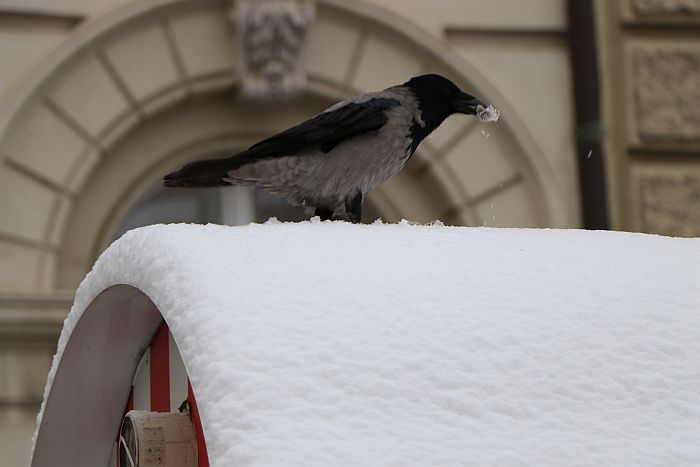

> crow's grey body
[224,87,422,219]
[164,74,491,222]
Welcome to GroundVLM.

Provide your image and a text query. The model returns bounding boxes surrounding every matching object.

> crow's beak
[453,92,485,115]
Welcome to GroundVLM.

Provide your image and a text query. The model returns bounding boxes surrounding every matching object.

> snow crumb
[264,216,281,224]
[33,222,700,467]
[476,104,500,123]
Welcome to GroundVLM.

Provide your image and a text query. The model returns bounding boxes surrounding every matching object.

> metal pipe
[567,0,610,229]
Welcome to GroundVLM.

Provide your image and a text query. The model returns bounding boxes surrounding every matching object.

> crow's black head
[405,74,485,135]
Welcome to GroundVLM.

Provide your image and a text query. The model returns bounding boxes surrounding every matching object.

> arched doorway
[0,0,574,293]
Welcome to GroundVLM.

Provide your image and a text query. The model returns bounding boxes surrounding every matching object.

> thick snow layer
[36,221,700,466]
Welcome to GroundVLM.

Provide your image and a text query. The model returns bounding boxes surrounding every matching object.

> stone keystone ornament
[231,0,316,100]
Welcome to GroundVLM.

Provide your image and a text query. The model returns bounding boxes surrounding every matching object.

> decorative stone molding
[230,0,315,99]
[639,172,700,236]
[632,0,700,15]
[0,292,72,342]
[634,48,700,142]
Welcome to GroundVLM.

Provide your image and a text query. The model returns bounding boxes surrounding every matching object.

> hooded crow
[163,74,499,223]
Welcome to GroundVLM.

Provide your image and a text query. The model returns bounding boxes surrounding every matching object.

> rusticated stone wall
[599,0,700,236]
[631,0,700,15]
[634,48,700,142]
[638,171,700,236]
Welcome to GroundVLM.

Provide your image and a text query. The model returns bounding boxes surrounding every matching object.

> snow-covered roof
[35,221,700,466]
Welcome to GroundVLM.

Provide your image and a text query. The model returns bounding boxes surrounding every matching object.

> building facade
[0,0,698,465]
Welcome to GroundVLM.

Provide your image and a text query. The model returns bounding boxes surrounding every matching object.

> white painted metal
[132,349,150,411]
[31,285,162,467]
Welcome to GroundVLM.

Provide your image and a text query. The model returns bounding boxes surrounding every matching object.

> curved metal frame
[31,285,166,466]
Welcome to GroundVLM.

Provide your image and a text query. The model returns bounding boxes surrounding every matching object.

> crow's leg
[344,192,363,224]
[314,206,334,221]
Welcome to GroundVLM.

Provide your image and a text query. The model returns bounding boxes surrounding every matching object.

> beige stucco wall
[0,1,578,465]
[596,0,700,236]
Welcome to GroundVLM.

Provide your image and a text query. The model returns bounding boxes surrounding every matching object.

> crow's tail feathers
[163,158,234,188]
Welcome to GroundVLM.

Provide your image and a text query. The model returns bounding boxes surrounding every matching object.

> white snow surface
[37,221,700,466]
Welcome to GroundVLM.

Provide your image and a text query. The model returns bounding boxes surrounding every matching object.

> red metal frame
[149,323,171,412]
[118,322,210,466]
[188,381,210,467]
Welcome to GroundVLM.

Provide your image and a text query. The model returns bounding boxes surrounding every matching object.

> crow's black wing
[230,97,400,166]
[163,97,400,188]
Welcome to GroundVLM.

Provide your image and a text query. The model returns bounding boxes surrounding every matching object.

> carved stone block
[231,0,315,100]
[639,172,700,237]
[634,48,700,142]
[632,0,700,15]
